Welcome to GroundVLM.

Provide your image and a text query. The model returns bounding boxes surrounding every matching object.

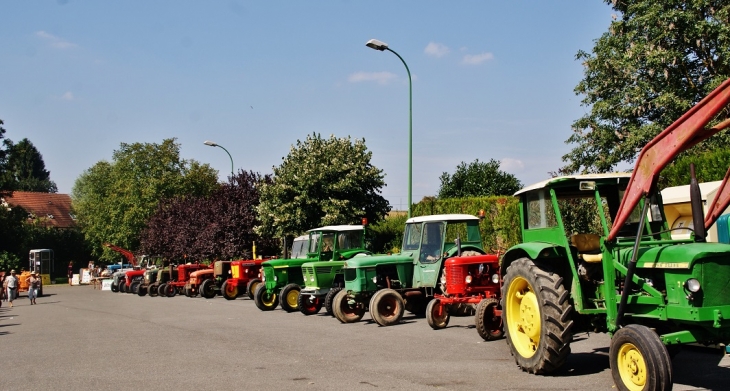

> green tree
[4,138,57,192]
[438,159,522,198]
[0,119,10,191]
[659,148,730,188]
[256,133,391,238]
[564,0,730,174]
[72,139,219,260]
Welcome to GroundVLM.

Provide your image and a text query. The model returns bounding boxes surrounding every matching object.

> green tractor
[253,225,369,312]
[298,226,371,316]
[500,79,730,390]
[333,214,486,326]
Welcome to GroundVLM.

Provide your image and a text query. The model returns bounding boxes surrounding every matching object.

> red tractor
[158,263,206,297]
[220,259,265,300]
[185,261,231,298]
[427,249,504,341]
[103,243,148,294]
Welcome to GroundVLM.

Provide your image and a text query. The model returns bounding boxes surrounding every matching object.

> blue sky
[0,1,613,210]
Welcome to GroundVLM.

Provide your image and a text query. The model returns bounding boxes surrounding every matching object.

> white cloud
[348,71,398,85]
[462,52,494,65]
[500,158,525,172]
[61,92,74,100]
[35,30,77,49]
[424,42,450,58]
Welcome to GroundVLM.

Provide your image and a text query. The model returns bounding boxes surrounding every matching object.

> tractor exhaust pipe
[690,164,707,242]
[616,197,650,326]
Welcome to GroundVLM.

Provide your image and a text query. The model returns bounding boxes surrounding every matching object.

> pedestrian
[68,261,74,286]
[6,269,19,308]
[27,271,40,305]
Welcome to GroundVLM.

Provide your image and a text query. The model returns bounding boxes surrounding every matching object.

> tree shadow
[671,345,730,390]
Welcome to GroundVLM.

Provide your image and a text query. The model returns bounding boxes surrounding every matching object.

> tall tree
[4,138,57,192]
[256,133,391,238]
[564,0,730,174]
[0,119,11,191]
[438,159,522,199]
[72,139,219,261]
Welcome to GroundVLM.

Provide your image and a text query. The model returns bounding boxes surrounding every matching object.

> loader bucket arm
[704,167,730,231]
[608,79,730,241]
[102,243,138,267]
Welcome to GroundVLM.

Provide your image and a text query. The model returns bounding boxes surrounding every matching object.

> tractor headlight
[273,276,278,282]
[440,276,446,284]
[310,276,314,282]
[372,276,378,283]
[465,275,472,284]
[261,275,265,282]
[685,278,701,293]
[492,274,499,284]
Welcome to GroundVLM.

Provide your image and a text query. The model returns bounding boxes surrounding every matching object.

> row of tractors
[105,81,730,391]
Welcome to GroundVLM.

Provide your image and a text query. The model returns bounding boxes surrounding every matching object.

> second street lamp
[203,140,234,178]
[366,38,413,218]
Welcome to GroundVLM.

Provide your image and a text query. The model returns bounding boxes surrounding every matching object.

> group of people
[1,269,41,307]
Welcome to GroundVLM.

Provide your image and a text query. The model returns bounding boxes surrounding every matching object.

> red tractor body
[159,263,206,297]
[221,259,266,300]
[427,253,504,341]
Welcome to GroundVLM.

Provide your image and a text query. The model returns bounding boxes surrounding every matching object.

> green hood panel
[631,243,730,269]
[263,258,313,268]
[343,254,414,269]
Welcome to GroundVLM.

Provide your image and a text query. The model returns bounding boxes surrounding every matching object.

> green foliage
[565,0,730,173]
[413,196,521,254]
[659,148,730,188]
[4,138,57,192]
[256,133,391,238]
[367,213,408,253]
[72,139,219,261]
[0,251,21,272]
[438,159,522,198]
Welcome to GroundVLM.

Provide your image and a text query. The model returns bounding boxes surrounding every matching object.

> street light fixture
[366,38,413,218]
[203,140,234,178]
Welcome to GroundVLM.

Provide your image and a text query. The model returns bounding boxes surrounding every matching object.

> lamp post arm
[217,145,235,178]
[386,47,413,218]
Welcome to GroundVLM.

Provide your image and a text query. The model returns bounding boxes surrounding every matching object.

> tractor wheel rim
[286,291,299,307]
[506,276,540,358]
[431,300,447,325]
[378,295,398,318]
[262,293,277,307]
[617,342,646,391]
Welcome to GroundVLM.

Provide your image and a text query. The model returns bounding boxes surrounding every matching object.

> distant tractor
[158,263,206,297]
[186,261,231,298]
[499,79,730,390]
[334,214,488,326]
[220,259,265,300]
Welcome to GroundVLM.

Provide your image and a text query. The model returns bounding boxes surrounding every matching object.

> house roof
[1,191,76,228]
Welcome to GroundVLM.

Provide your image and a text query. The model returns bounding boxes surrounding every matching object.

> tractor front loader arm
[102,243,138,267]
[608,79,730,241]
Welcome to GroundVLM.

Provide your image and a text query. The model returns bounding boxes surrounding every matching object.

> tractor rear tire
[167,285,177,297]
[333,289,364,323]
[111,283,119,293]
[370,288,405,327]
[130,281,140,295]
[298,293,323,315]
[200,279,216,299]
[149,285,158,297]
[280,283,301,313]
[610,324,673,391]
[405,296,427,316]
[138,285,147,297]
[426,298,450,330]
[502,258,573,374]
[246,279,261,300]
[157,283,168,297]
[222,281,237,300]
[119,283,126,293]
[254,284,279,311]
[475,298,503,341]
[324,287,342,317]
[184,287,191,297]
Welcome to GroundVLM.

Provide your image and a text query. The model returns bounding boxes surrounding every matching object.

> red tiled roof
[2,191,76,228]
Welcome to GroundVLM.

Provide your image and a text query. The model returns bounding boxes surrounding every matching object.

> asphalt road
[1,285,728,391]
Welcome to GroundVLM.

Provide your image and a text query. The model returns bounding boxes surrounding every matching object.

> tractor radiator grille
[699,257,730,307]
[315,266,332,275]
[302,267,314,277]
[447,265,465,286]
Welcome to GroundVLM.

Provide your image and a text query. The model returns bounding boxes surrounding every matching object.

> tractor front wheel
[166,284,177,297]
[138,285,147,297]
[130,281,140,295]
[280,283,301,313]
[298,293,323,315]
[254,284,279,311]
[200,279,216,299]
[222,281,237,300]
[111,282,119,292]
[324,287,342,317]
[246,279,261,300]
[370,289,405,327]
[157,283,168,297]
[149,284,158,297]
[609,324,673,391]
[475,298,503,341]
[502,258,573,374]
[426,298,450,329]
[333,289,364,323]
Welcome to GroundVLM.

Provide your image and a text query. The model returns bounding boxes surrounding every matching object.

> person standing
[27,271,40,305]
[6,270,18,308]
[68,261,74,286]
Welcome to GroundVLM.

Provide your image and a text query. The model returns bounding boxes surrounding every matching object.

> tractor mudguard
[502,242,567,275]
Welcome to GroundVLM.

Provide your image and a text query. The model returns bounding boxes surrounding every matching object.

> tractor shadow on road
[671,345,730,390]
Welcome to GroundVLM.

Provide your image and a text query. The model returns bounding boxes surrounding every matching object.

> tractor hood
[262,258,312,268]
[342,254,413,269]
[624,242,730,269]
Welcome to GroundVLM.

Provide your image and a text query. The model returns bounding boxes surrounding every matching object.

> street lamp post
[203,140,234,178]
[366,38,412,218]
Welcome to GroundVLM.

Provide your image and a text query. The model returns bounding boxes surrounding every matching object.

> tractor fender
[501,242,567,275]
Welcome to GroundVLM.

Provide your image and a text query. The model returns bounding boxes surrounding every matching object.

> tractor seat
[570,234,602,263]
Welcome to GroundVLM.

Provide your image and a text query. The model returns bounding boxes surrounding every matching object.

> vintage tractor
[220,259,265,300]
[137,268,160,296]
[298,225,370,315]
[186,261,230,298]
[254,225,368,312]
[102,243,148,293]
[499,79,730,391]
[427,251,503,340]
[148,266,177,297]
[333,214,487,326]
[158,263,206,297]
